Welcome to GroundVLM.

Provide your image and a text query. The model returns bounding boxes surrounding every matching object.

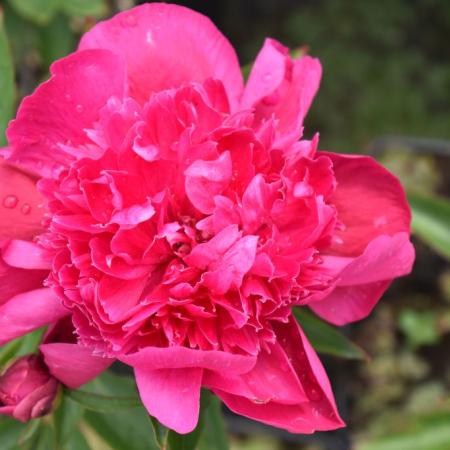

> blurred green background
[0,1,449,449]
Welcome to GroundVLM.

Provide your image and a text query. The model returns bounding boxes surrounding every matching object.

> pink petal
[324,152,411,256]
[0,289,69,345]
[212,317,344,433]
[134,367,202,434]
[185,151,232,214]
[79,3,243,108]
[0,251,47,307]
[40,343,113,388]
[120,346,256,374]
[310,233,414,325]
[6,50,126,178]
[310,280,392,326]
[0,160,45,240]
[2,240,52,270]
[242,38,322,146]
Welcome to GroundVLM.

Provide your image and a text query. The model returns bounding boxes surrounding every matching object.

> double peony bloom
[0,3,414,434]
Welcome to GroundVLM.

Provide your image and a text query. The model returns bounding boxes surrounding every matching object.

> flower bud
[0,355,58,422]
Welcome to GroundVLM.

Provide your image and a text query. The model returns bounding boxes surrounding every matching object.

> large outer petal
[309,153,414,325]
[0,289,69,345]
[6,50,126,178]
[121,346,255,434]
[40,343,113,388]
[79,3,243,108]
[323,152,411,256]
[0,160,45,240]
[242,38,322,146]
[208,317,344,433]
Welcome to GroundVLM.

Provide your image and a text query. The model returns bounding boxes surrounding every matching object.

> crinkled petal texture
[1,2,414,435]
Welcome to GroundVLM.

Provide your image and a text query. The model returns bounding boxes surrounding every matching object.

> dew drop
[3,195,18,209]
[75,104,84,113]
[263,72,272,82]
[21,203,32,215]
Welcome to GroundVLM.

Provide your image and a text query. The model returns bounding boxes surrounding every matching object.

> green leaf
[398,309,440,348]
[198,396,229,450]
[39,14,76,68]
[0,417,29,450]
[64,388,141,413]
[84,409,159,450]
[0,328,46,367]
[409,191,450,260]
[53,394,85,446]
[65,429,92,450]
[294,308,366,360]
[357,411,450,450]
[81,370,159,450]
[7,0,59,25]
[60,0,108,18]
[0,8,15,146]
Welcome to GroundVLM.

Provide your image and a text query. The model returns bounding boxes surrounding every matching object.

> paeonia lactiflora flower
[0,3,414,434]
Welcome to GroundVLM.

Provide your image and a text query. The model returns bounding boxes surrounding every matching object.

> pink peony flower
[0,3,414,434]
[0,355,58,422]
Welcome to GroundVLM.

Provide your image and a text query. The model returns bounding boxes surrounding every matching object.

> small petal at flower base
[0,3,414,435]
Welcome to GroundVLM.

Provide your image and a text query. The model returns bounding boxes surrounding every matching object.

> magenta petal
[134,367,203,434]
[2,240,53,270]
[310,280,392,326]
[79,3,243,108]
[324,152,411,256]
[0,160,45,240]
[212,317,344,433]
[0,289,69,345]
[6,50,126,178]
[40,343,113,388]
[120,346,256,374]
[311,232,414,325]
[242,38,322,145]
[184,151,232,214]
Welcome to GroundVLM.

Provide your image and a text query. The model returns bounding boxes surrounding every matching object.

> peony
[0,3,414,434]
[0,355,58,422]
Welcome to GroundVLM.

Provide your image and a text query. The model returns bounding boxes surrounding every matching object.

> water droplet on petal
[3,195,18,209]
[21,203,32,215]
[75,104,83,113]
[263,72,272,82]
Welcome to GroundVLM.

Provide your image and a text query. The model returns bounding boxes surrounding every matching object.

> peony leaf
[409,191,450,260]
[357,411,450,450]
[198,396,229,450]
[294,308,367,360]
[64,388,141,412]
[0,8,15,146]
[7,0,59,25]
[65,429,92,450]
[60,0,108,18]
[53,394,85,446]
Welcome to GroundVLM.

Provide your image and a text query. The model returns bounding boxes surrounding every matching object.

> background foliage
[0,0,449,449]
